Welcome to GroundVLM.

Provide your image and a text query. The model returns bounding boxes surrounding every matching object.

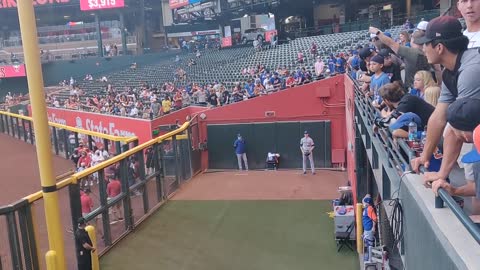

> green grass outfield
[100,200,358,270]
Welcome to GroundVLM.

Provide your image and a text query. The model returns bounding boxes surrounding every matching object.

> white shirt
[464,30,480,49]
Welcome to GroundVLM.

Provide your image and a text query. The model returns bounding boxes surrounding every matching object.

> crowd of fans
[354,0,480,210]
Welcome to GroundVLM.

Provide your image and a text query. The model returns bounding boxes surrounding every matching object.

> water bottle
[408,121,417,141]
[420,130,427,148]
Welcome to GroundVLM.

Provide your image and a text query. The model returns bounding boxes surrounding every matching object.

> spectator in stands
[368,26,434,90]
[312,56,324,81]
[431,101,480,198]
[220,88,230,105]
[458,0,480,48]
[162,96,172,114]
[271,72,282,90]
[310,42,318,58]
[193,87,207,105]
[182,90,191,107]
[424,85,441,107]
[297,51,304,64]
[410,70,440,99]
[398,31,411,47]
[378,49,402,84]
[378,81,434,139]
[173,91,183,110]
[336,53,346,74]
[208,89,220,107]
[348,51,360,79]
[367,55,390,108]
[327,54,336,76]
[234,134,248,171]
[411,17,480,186]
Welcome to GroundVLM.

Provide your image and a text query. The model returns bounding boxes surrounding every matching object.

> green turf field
[100,200,358,270]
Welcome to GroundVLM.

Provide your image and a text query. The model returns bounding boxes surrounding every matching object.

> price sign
[80,0,124,11]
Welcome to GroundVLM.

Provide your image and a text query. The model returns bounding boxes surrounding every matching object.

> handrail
[23,121,191,203]
[350,74,480,244]
[0,109,137,143]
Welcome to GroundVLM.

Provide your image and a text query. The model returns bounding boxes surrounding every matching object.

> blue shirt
[328,58,336,74]
[409,88,424,99]
[370,72,390,104]
[351,56,360,70]
[234,138,246,154]
[336,58,346,73]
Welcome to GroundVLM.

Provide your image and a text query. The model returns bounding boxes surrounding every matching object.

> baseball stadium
[1,0,480,269]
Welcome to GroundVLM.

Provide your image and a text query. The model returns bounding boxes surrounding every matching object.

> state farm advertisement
[44,107,152,144]
[0,64,26,78]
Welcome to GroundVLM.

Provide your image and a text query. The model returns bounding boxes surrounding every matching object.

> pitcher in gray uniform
[300,130,315,174]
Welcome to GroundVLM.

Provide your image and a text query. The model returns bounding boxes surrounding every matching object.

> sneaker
[303,171,307,174]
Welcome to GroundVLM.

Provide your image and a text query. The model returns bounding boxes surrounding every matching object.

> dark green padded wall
[207,121,332,170]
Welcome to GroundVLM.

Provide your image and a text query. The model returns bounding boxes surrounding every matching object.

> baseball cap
[389,112,423,132]
[304,130,309,134]
[359,47,374,60]
[370,55,384,64]
[417,21,428,31]
[378,48,392,58]
[383,32,392,38]
[414,16,463,45]
[462,125,480,163]
[446,98,480,132]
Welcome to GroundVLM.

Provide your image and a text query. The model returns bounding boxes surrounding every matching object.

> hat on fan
[414,16,463,45]
[416,21,428,31]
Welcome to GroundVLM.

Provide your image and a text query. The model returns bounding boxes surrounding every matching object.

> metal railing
[0,110,137,158]
[0,113,201,269]
[350,75,480,244]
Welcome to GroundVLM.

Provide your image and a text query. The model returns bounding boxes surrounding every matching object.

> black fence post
[69,182,82,266]
[74,132,80,148]
[52,127,59,155]
[5,116,10,135]
[120,159,134,230]
[0,114,4,133]
[88,135,94,150]
[21,119,27,142]
[153,143,164,202]
[186,127,194,179]
[17,205,34,270]
[103,138,109,153]
[6,211,23,270]
[15,118,21,140]
[24,204,40,270]
[98,169,112,246]
[115,141,122,155]
[28,121,34,145]
[9,116,15,137]
[62,129,69,159]
[172,135,180,187]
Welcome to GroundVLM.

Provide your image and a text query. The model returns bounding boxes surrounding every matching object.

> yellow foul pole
[15,0,66,269]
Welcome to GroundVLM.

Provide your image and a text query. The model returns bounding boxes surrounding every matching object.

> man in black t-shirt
[75,217,95,270]
[379,82,434,133]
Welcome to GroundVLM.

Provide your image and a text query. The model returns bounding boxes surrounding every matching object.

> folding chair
[336,221,355,252]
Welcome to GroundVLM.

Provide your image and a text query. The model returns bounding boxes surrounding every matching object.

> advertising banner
[80,0,125,11]
[43,107,152,144]
[0,64,26,78]
[0,0,70,9]
[169,0,188,9]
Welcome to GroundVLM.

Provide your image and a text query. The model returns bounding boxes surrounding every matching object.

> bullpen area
[100,170,358,270]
